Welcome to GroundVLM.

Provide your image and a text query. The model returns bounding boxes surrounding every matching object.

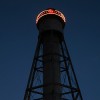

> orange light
[36,9,66,24]
[48,9,54,13]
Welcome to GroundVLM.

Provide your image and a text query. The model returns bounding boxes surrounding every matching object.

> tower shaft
[43,31,61,100]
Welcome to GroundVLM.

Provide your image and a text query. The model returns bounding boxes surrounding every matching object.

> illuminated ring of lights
[36,9,66,24]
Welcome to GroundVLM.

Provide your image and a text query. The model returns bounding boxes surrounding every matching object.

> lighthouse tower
[24,8,83,100]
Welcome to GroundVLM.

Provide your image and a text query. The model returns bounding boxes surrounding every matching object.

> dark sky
[0,0,100,100]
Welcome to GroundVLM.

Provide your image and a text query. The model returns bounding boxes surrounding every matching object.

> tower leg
[24,38,43,100]
[59,39,83,100]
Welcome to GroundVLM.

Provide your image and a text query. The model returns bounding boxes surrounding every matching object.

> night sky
[0,0,100,100]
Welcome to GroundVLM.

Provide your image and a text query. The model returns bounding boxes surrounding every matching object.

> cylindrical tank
[36,8,66,100]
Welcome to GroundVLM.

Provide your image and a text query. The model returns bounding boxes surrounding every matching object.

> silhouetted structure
[24,8,83,100]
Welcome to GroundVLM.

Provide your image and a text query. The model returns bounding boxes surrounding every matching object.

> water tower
[24,8,83,100]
